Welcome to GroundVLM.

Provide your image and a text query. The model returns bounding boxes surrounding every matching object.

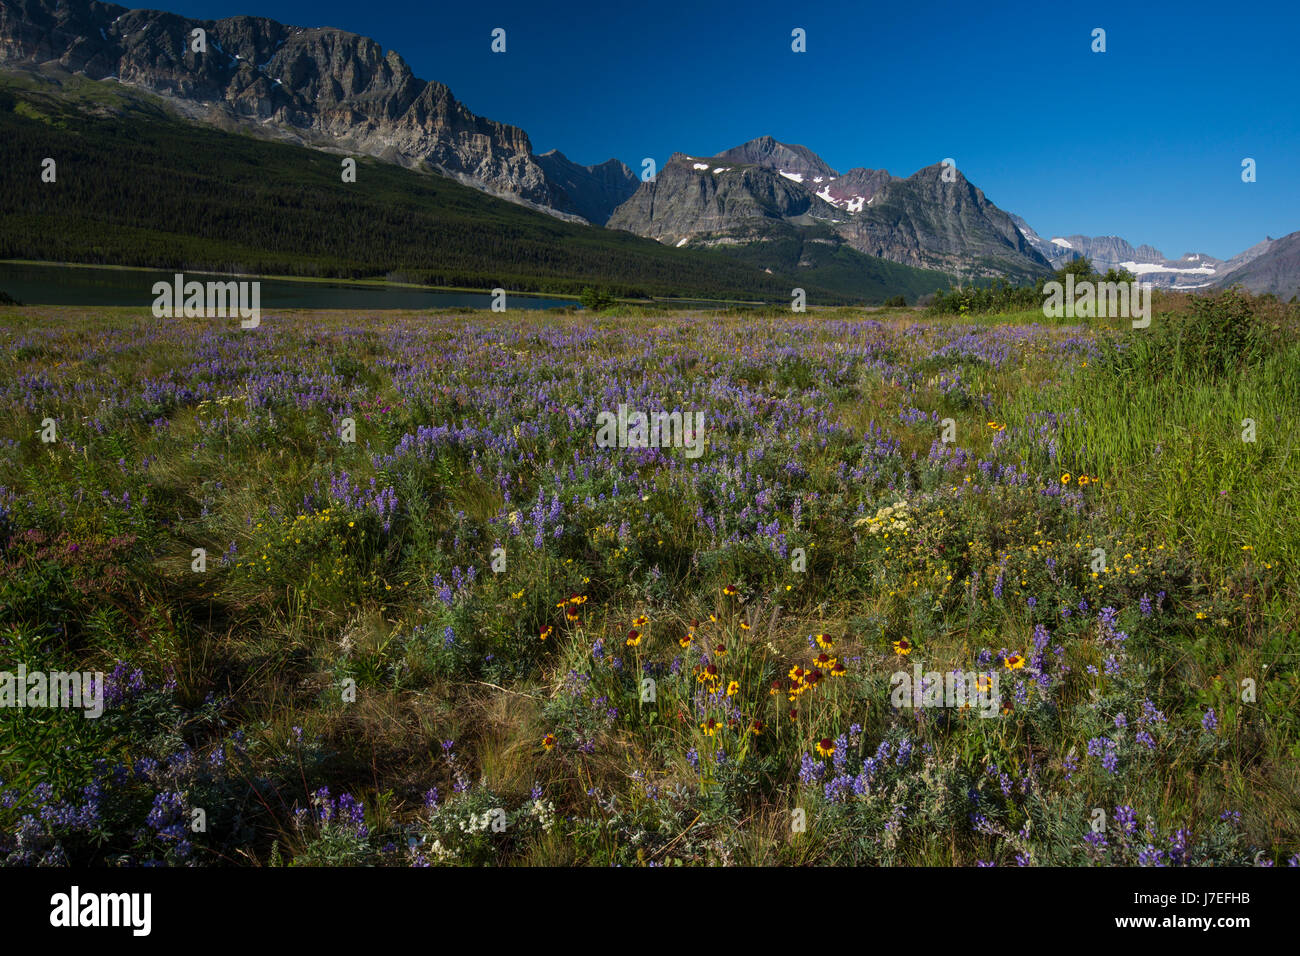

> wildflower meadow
[1,290,1297,867]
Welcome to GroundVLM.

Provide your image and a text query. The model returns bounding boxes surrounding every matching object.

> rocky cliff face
[606,152,837,245]
[819,167,894,212]
[0,0,622,222]
[535,150,638,226]
[714,135,838,182]
[837,164,1045,280]
[609,139,1050,281]
[1213,233,1297,298]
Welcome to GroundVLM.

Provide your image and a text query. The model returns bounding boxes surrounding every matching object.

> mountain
[714,135,838,182]
[0,71,856,302]
[1007,216,1282,291]
[819,167,895,213]
[0,0,625,224]
[607,153,829,244]
[608,138,1050,283]
[534,150,638,226]
[1217,237,1278,280]
[1213,232,1300,299]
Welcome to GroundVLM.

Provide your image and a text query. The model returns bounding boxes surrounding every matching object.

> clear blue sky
[166,0,1300,259]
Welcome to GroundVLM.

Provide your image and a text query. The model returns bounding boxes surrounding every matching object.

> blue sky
[167,0,1300,259]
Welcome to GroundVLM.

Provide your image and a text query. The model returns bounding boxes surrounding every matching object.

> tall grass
[1006,290,1300,589]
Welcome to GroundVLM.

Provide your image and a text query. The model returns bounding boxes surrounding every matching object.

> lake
[0,262,575,311]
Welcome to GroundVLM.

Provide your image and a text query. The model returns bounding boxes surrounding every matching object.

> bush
[1099,288,1269,382]
[926,279,1040,316]
[925,259,1138,318]
[579,287,618,311]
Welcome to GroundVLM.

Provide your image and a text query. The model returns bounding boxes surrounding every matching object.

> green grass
[0,297,1296,866]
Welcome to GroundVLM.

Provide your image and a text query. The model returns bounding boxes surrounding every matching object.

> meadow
[0,291,1297,866]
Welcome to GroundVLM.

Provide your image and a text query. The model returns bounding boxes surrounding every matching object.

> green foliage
[0,78,820,303]
[1098,288,1272,382]
[926,278,1041,316]
[716,225,952,304]
[578,286,618,311]
[926,258,1139,317]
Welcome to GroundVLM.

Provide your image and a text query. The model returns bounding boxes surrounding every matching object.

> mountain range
[1008,216,1287,294]
[0,0,639,223]
[1,0,1296,301]
[607,137,1051,283]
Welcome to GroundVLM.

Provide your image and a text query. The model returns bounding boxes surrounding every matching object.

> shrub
[1099,288,1269,383]
[579,287,618,311]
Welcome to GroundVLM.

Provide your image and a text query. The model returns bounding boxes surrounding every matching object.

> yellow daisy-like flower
[1061,473,1071,485]
[700,717,722,737]
[892,638,912,656]
[722,584,739,597]
[633,614,650,627]
[726,680,740,697]
[539,625,553,641]
[815,633,835,650]
[1003,653,1025,670]
[678,634,693,649]
[542,734,556,751]
[830,660,847,678]
[739,620,751,631]
[815,738,835,758]
[625,629,642,647]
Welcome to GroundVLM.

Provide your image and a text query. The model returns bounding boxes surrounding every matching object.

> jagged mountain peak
[0,0,637,224]
[609,141,1049,282]
[713,136,838,181]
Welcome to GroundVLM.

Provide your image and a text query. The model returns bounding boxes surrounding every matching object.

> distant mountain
[535,151,639,226]
[0,0,626,224]
[0,71,856,302]
[1007,215,1281,291]
[0,69,949,304]
[714,135,838,182]
[609,138,1050,283]
[3,1,1289,301]
[1213,232,1300,299]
